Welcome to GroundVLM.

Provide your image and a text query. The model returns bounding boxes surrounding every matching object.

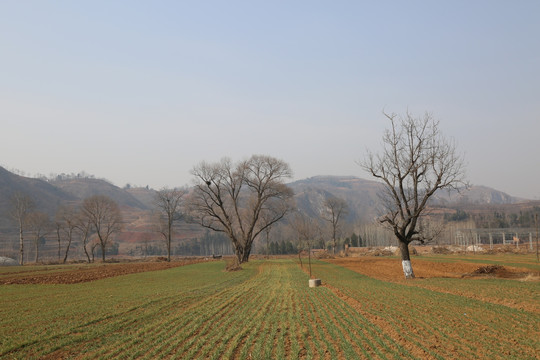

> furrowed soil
[326,256,537,281]
[325,256,540,313]
[0,259,208,285]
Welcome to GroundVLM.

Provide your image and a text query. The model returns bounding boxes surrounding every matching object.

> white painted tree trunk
[402,260,415,279]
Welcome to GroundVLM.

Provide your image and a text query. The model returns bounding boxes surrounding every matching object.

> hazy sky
[1,1,539,199]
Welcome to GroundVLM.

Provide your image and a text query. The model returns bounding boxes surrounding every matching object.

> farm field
[0,255,538,359]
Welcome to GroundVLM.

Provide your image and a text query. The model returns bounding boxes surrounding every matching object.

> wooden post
[503,233,506,245]
[489,233,493,250]
[530,233,533,251]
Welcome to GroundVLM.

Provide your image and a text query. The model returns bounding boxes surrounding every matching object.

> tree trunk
[83,242,91,263]
[19,226,24,265]
[266,234,270,259]
[57,227,61,262]
[167,222,172,262]
[235,243,244,264]
[236,242,252,263]
[241,244,251,263]
[399,241,415,279]
[91,244,97,263]
[63,237,72,264]
[100,241,106,261]
[308,245,312,278]
[35,238,39,263]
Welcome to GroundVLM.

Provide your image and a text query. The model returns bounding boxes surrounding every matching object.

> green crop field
[0,258,538,359]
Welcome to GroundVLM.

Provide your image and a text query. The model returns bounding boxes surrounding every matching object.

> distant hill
[126,187,158,209]
[430,185,522,205]
[0,166,533,238]
[288,175,527,223]
[51,178,148,210]
[0,167,76,228]
[0,168,151,231]
[288,176,381,223]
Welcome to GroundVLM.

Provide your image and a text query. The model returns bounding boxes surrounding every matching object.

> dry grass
[519,273,540,282]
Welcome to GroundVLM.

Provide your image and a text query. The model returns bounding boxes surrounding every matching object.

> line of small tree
[443,207,540,229]
[9,192,122,265]
[344,233,363,247]
[266,240,296,255]
[4,166,107,183]
[174,236,234,257]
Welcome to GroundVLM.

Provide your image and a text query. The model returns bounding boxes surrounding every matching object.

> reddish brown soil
[0,259,208,285]
[326,257,535,281]
[325,257,540,313]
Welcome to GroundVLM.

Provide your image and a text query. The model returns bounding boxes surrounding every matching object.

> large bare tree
[321,196,349,255]
[155,188,186,262]
[188,155,294,263]
[9,192,34,265]
[361,111,467,278]
[81,195,123,261]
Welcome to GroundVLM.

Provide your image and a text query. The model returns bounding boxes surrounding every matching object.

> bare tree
[155,188,186,262]
[263,224,272,259]
[290,211,322,278]
[360,111,467,278]
[54,220,62,262]
[27,211,51,263]
[259,210,279,259]
[75,211,94,263]
[56,205,79,264]
[188,155,294,263]
[81,195,123,261]
[321,196,349,255]
[90,239,99,263]
[9,192,34,265]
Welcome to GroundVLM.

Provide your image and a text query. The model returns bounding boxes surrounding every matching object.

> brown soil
[325,257,540,313]
[326,257,536,281]
[0,259,209,285]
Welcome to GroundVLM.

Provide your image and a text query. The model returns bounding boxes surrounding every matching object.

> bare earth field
[0,258,207,285]
[326,256,540,313]
[326,256,538,281]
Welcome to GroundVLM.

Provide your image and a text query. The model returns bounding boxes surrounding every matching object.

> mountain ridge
[0,167,531,231]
